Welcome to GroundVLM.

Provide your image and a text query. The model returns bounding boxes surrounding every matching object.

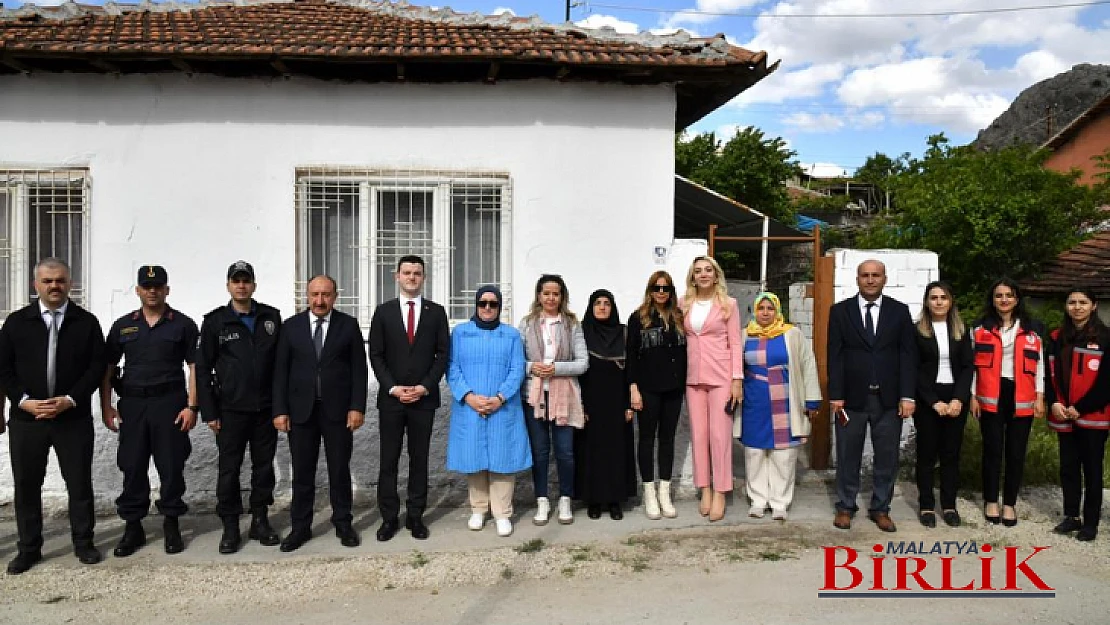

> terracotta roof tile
[1022,228,1110,298]
[0,0,764,68]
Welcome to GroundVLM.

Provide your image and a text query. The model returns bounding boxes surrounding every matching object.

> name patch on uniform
[1090,360,1100,372]
[120,326,139,335]
[264,320,276,335]
[1026,335,1036,345]
[219,331,241,344]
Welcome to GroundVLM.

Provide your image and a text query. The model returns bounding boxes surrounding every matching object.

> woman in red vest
[1046,287,1110,541]
[969,278,1046,527]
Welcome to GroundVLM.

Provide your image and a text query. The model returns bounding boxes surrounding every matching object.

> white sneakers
[642,482,662,520]
[657,480,677,519]
[771,509,788,521]
[533,497,551,526]
[496,518,513,537]
[748,504,766,519]
[468,513,485,531]
[557,496,574,524]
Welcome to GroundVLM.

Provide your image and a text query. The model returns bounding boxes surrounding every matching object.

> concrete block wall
[788,282,814,340]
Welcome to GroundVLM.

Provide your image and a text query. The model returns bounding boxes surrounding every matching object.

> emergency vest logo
[819,541,1055,598]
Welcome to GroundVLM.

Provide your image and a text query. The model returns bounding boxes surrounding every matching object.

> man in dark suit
[272,274,368,552]
[0,257,106,574]
[827,259,918,532]
[368,255,450,541]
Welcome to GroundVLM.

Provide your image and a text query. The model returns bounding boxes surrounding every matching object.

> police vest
[1047,329,1110,432]
[972,324,1042,417]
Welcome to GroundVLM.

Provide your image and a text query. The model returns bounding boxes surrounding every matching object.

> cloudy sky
[6,0,1110,176]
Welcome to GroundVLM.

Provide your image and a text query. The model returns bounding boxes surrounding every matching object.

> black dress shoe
[7,551,42,575]
[587,504,602,519]
[376,519,400,542]
[335,524,361,548]
[248,511,281,546]
[279,528,312,553]
[219,519,242,555]
[1054,517,1083,534]
[75,545,102,565]
[942,510,961,527]
[113,521,146,558]
[1077,527,1098,541]
[405,517,430,540]
[918,511,936,528]
[163,517,185,554]
[609,504,624,521]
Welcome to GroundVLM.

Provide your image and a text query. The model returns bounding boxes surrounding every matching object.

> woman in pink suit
[682,256,744,521]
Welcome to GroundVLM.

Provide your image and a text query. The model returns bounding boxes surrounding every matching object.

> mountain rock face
[973,63,1110,151]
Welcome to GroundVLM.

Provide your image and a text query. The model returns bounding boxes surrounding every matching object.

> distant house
[0,0,777,504]
[1042,91,1110,186]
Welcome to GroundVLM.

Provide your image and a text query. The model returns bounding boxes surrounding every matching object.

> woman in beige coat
[737,292,821,520]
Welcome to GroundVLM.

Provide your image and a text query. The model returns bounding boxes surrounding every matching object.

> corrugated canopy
[674,175,807,250]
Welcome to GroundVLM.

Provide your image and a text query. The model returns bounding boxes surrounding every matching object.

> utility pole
[565,0,572,22]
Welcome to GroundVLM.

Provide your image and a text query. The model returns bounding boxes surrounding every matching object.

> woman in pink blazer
[682,256,744,521]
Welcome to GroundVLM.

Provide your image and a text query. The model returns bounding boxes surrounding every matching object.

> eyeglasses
[477,301,500,309]
[651,285,673,293]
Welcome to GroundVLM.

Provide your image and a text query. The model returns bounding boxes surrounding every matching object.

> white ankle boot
[658,480,677,518]
[533,497,551,526]
[642,482,661,520]
[557,496,574,524]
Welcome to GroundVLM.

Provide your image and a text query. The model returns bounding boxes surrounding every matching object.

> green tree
[676,127,803,223]
[859,134,1100,309]
[854,151,909,196]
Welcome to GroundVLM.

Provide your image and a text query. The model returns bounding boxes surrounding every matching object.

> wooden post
[708,223,717,257]
[810,253,834,470]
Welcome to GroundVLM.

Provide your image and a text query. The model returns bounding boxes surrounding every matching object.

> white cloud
[575,14,642,35]
[491,7,516,16]
[782,112,844,132]
[1013,50,1070,85]
[666,0,767,28]
[733,62,845,105]
[715,123,746,138]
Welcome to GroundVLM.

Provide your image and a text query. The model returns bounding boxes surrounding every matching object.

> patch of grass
[384,584,396,591]
[631,560,649,573]
[727,552,744,562]
[759,551,784,561]
[561,566,576,578]
[500,567,513,580]
[410,550,429,568]
[516,538,545,554]
[570,546,591,562]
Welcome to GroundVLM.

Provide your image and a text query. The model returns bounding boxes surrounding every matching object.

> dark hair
[307,274,338,294]
[1061,286,1107,345]
[396,255,425,272]
[983,277,1032,329]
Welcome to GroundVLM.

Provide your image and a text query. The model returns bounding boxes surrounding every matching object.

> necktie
[864,302,876,342]
[406,301,416,345]
[313,317,325,358]
[46,310,60,396]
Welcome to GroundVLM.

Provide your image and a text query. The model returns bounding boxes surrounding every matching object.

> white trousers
[743,446,799,512]
[467,471,515,520]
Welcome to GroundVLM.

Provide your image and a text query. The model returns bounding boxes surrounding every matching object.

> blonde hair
[916,281,965,341]
[636,270,684,334]
[523,274,578,324]
[683,256,732,320]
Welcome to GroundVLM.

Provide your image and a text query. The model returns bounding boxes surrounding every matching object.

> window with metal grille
[294,168,512,327]
[0,168,88,319]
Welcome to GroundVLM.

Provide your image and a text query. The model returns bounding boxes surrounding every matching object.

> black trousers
[215,409,278,518]
[915,383,967,511]
[979,378,1033,507]
[636,388,684,482]
[835,393,901,514]
[116,393,191,521]
[377,404,434,522]
[288,403,353,531]
[8,417,95,554]
[1058,427,1109,530]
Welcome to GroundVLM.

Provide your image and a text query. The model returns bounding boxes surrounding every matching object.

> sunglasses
[651,285,673,293]
[477,300,500,309]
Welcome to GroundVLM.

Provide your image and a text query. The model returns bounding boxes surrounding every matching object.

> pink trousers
[686,383,734,492]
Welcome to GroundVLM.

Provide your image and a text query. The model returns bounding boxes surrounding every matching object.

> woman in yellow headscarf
[737,292,821,520]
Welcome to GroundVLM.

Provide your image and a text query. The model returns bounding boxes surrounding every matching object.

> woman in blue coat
[447,285,530,537]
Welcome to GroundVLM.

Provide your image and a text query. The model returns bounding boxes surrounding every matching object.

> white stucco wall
[0,73,679,513]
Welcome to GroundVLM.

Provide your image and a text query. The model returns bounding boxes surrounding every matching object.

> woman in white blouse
[913,282,974,527]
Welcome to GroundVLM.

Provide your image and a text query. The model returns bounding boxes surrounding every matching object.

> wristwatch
[187,405,200,414]
[496,393,506,405]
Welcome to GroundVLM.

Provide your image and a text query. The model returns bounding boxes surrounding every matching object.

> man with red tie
[368,255,450,541]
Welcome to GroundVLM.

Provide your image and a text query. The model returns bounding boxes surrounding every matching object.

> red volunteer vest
[1047,329,1110,432]
[972,324,1041,417]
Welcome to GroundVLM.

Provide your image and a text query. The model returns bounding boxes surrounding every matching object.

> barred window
[0,168,88,319]
[294,168,512,327]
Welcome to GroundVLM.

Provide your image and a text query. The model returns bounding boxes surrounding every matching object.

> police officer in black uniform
[197,261,283,554]
[101,265,200,557]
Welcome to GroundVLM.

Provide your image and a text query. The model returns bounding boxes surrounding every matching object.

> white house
[0,0,776,509]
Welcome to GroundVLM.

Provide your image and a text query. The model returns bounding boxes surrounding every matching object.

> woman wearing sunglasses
[627,271,687,519]
[446,286,530,537]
